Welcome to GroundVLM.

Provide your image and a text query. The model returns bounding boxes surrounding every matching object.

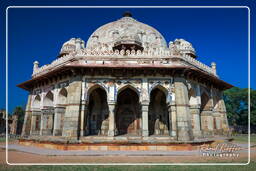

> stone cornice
[31,50,216,78]
[17,65,233,92]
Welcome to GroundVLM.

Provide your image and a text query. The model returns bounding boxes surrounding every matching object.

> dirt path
[0,148,253,164]
[1,140,254,164]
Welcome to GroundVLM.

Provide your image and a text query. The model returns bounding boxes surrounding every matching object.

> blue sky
[0,0,255,113]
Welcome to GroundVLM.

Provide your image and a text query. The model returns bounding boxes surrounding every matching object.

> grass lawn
[232,134,256,144]
[0,162,255,171]
[0,137,6,143]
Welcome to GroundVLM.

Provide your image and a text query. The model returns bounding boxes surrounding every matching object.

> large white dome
[86,12,168,52]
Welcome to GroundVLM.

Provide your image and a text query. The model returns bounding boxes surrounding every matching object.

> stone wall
[62,76,82,139]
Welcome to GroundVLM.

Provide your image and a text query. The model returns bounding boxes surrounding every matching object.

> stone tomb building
[18,12,232,143]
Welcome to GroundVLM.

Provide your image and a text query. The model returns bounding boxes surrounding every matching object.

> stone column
[141,78,149,137]
[30,114,36,135]
[141,102,149,137]
[40,113,46,136]
[108,102,116,136]
[30,110,41,135]
[215,115,221,130]
[62,76,82,139]
[21,95,32,137]
[80,102,88,137]
[220,97,229,130]
[209,87,215,133]
[190,105,202,137]
[174,77,193,141]
[168,104,177,137]
[208,115,214,131]
[53,106,65,136]
[40,108,54,135]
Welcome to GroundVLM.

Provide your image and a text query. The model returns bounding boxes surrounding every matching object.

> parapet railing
[32,49,216,78]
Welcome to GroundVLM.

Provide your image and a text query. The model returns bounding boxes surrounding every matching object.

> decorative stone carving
[58,81,69,88]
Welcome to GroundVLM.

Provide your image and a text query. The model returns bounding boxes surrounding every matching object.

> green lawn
[232,134,256,144]
[0,137,6,143]
[0,137,18,143]
[0,162,255,171]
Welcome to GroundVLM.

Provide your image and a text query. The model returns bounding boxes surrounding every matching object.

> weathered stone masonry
[19,12,232,142]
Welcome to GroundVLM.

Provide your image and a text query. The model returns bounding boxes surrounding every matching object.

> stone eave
[17,64,233,91]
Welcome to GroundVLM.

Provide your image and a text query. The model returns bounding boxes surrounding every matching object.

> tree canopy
[223,87,256,130]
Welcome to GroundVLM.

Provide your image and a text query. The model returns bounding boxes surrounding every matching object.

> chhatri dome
[59,12,196,58]
[86,11,167,52]
[18,12,232,148]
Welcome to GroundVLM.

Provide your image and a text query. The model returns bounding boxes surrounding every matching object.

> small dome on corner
[59,38,85,58]
[169,39,196,58]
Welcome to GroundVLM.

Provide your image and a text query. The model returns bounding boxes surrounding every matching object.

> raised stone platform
[18,136,231,151]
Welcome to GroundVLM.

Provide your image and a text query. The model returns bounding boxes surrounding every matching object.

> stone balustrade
[32,54,74,77]
[32,48,217,78]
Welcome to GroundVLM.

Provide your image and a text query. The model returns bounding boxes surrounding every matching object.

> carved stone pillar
[40,112,46,136]
[190,105,202,138]
[141,102,149,137]
[108,102,116,136]
[141,78,149,137]
[208,115,214,131]
[40,108,54,135]
[30,110,41,135]
[80,103,88,137]
[174,77,193,141]
[168,104,177,137]
[213,114,221,132]
[220,97,229,131]
[53,106,65,136]
[30,114,36,135]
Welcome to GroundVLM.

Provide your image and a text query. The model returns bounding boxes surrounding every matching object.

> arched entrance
[53,88,67,136]
[42,91,54,135]
[87,87,109,135]
[115,87,141,135]
[200,91,212,131]
[149,88,169,135]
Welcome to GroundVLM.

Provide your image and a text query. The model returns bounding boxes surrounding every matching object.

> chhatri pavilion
[18,12,232,145]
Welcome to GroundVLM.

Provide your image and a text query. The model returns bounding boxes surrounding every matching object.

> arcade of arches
[83,87,171,136]
[27,80,229,141]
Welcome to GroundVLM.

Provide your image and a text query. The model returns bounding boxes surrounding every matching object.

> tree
[13,106,25,134]
[223,87,256,133]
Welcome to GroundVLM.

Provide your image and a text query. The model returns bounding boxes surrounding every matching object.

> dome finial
[123,11,132,17]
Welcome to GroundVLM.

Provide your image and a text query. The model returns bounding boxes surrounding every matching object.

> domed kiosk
[18,12,232,151]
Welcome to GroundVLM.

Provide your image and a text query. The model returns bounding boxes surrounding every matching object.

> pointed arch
[188,87,197,105]
[86,84,108,104]
[58,88,68,105]
[115,86,141,135]
[117,84,140,97]
[212,90,222,110]
[150,84,168,97]
[33,95,41,109]
[201,92,211,111]
[200,87,210,97]
[86,86,109,136]
[148,87,169,136]
[43,91,54,106]
[150,84,172,104]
